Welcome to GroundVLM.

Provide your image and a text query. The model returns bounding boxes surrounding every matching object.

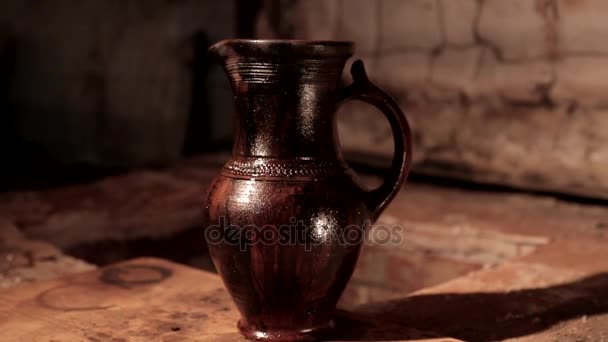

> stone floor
[1,155,608,340]
[0,220,93,289]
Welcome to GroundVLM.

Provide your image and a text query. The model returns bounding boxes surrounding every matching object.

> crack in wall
[373,0,382,58]
[473,0,505,62]
[436,0,447,48]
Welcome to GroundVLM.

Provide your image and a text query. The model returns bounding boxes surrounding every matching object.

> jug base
[238,318,334,341]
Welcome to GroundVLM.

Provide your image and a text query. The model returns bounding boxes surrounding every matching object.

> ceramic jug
[204,39,412,341]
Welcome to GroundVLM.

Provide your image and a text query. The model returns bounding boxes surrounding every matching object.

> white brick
[475,48,553,102]
[441,0,477,45]
[557,0,608,54]
[553,57,608,106]
[380,0,442,51]
[338,0,377,52]
[294,0,339,41]
[478,0,549,60]
[430,47,484,95]
[373,52,431,90]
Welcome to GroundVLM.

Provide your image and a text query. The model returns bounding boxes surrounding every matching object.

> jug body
[204,39,412,341]
[205,163,369,340]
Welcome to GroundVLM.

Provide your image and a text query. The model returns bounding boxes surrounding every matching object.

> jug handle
[337,60,413,222]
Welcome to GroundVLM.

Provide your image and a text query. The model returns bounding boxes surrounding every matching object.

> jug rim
[209,39,355,58]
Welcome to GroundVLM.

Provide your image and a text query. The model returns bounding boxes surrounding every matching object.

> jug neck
[210,40,354,160]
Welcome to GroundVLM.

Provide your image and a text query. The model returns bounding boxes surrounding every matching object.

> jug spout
[209,39,354,159]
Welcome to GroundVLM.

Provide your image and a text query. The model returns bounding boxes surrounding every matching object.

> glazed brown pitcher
[203,39,412,341]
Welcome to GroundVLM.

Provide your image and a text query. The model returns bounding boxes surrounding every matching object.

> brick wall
[257,0,608,199]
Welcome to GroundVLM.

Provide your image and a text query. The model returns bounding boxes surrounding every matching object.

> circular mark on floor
[99,264,173,288]
[36,284,113,312]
